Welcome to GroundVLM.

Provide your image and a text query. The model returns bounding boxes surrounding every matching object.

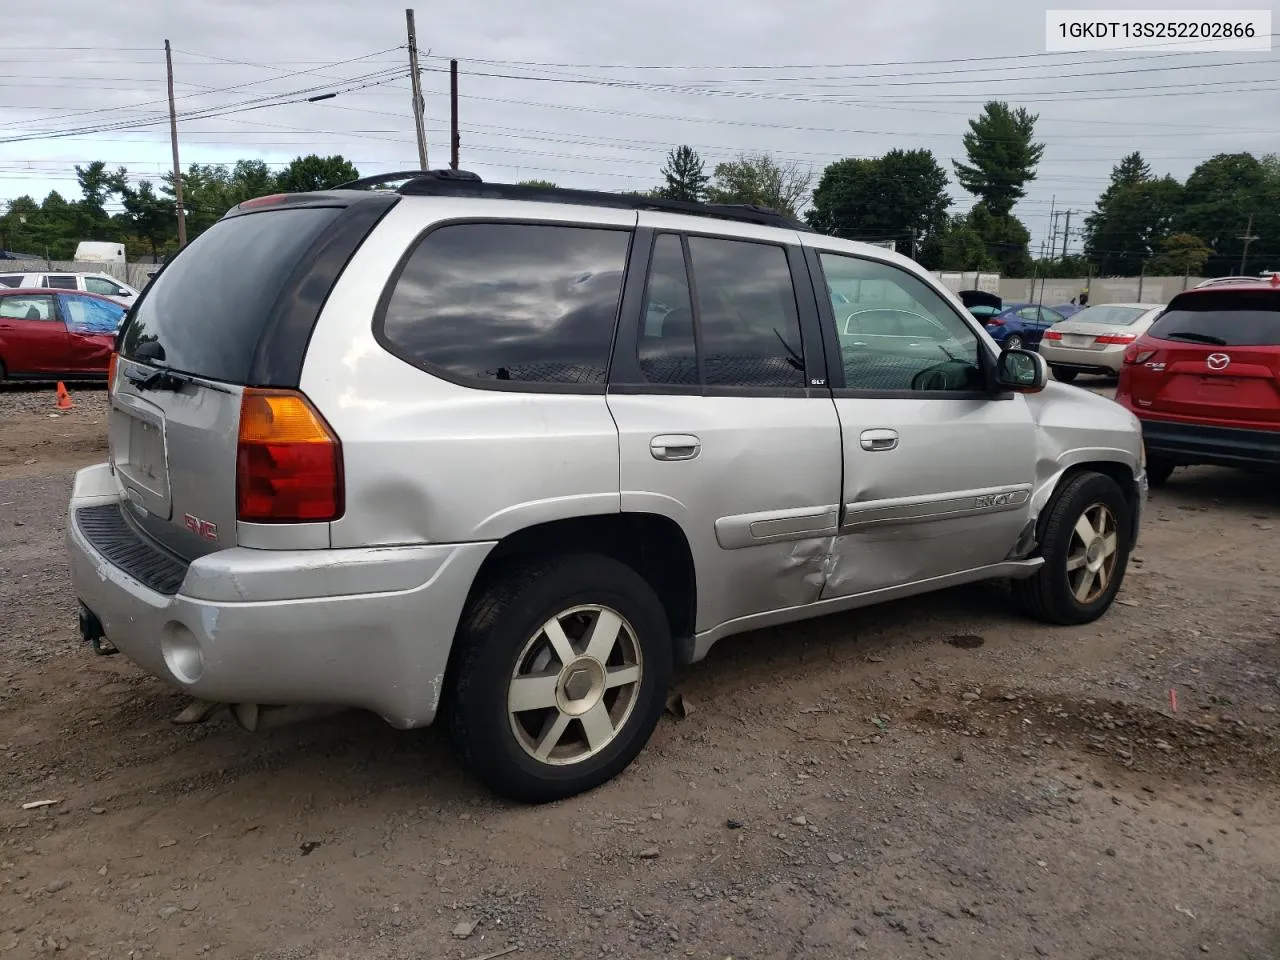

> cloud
[1,0,1276,255]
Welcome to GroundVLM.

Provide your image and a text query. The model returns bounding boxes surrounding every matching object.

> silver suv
[66,172,1147,802]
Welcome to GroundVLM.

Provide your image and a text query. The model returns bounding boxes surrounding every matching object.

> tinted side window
[686,236,805,388]
[42,275,77,290]
[819,253,983,393]
[0,276,20,288]
[380,223,630,387]
[637,234,698,385]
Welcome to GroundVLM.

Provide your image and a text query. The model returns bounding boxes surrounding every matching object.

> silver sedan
[1039,302,1165,381]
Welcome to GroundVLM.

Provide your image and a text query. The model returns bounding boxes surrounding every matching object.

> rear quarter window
[118,206,345,383]
[376,222,631,388]
[1148,290,1280,346]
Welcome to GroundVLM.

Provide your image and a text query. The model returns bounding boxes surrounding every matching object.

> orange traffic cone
[55,382,74,410]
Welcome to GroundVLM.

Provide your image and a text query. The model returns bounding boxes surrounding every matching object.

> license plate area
[109,394,171,517]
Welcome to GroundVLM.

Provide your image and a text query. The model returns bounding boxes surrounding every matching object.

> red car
[1116,278,1280,486]
[0,288,125,381]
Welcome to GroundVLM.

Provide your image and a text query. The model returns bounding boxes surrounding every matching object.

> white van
[74,241,126,264]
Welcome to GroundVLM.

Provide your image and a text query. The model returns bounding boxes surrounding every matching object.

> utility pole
[1045,195,1057,267]
[405,9,429,170]
[1238,213,1258,274]
[449,59,459,170]
[1060,209,1072,261]
[909,227,919,261]
[164,39,187,248]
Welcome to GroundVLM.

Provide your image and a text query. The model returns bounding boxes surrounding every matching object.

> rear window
[1072,305,1148,326]
[118,207,343,382]
[1147,290,1280,347]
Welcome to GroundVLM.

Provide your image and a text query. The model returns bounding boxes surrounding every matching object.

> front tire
[445,554,672,803]
[1012,471,1133,625]
[1052,366,1078,383]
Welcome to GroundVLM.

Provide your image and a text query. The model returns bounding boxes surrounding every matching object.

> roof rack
[335,169,813,232]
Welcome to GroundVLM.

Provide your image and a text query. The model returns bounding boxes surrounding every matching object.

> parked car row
[0,271,141,306]
[959,285,1278,487]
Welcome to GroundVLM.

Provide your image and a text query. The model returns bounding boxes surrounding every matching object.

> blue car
[983,302,1067,351]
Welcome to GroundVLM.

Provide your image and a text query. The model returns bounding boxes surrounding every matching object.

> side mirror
[995,348,1048,393]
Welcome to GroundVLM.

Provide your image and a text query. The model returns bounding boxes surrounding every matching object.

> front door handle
[650,434,701,461]
[859,428,899,452]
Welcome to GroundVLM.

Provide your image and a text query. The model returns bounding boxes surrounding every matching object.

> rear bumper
[1038,342,1123,374]
[66,463,495,728]
[1138,418,1280,469]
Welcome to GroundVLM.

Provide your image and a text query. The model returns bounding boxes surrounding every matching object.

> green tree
[1146,233,1213,275]
[120,180,176,258]
[658,145,709,202]
[952,101,1045,217]
[807,149,951,256]
[227,159,277,205]
[706,152,812,217]
[1084,154,1183,275]
[73,161,129,242]
[274,154,360,193]
[918,213,994,271]
[1175,153,1274,275]
[517,179,558,188]
[968,203,1034,277]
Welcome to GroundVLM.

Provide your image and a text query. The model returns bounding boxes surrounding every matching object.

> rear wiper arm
[1164,331,1227,345]
[126,369,185,392]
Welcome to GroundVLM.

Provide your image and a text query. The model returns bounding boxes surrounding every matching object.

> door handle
[650,434,701,461]
[860,428,899,452]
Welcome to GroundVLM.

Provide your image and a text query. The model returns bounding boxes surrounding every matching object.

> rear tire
[1005,334,1025,351]
[1146,457,1175,487]
[1052,366,1078,383]
[1012,471,1133,626]
[445,553,672,803]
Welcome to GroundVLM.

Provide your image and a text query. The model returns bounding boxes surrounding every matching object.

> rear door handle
[650,434,701,461]
[860,428,899,452]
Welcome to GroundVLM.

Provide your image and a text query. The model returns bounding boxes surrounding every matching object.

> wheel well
[465,513,697,649]
[1037,461,1138,541]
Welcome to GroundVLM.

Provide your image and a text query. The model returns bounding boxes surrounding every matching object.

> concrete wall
[0,260,157,292]
[1001,276,1204,306]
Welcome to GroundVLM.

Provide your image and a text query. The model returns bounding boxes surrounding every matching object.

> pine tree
[659,146,709,202]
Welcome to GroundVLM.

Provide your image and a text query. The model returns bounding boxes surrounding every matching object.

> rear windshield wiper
[126,368,186,392]
[1163,331,1228,345]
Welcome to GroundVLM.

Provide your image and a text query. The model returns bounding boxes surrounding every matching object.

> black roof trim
[334,168,813,232]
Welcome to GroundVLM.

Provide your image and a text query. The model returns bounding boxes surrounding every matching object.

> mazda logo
[1206,353,1231,371]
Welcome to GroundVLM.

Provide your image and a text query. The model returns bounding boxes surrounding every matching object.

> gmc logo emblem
[183,514,218,541]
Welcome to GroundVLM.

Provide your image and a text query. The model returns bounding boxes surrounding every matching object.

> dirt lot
[1,381,1278,960]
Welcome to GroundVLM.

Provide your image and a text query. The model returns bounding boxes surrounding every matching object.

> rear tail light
[1123,343,1157,365]
[236,389,343,523]
[107,352,118,393]
[986,318,1004,327]
[1095,333,1137,345]
[1043,330,1062,340]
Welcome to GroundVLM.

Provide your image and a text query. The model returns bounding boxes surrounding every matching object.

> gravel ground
[1,379,1278,960]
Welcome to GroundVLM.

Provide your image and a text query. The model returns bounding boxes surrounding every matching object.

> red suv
[0,288,124,381]
[1116,279,1280,485]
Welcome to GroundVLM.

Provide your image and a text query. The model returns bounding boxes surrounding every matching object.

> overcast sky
[1,0,1276,256]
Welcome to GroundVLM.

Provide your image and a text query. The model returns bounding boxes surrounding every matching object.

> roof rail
[347,169,813,231]
[334,168,482,191]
